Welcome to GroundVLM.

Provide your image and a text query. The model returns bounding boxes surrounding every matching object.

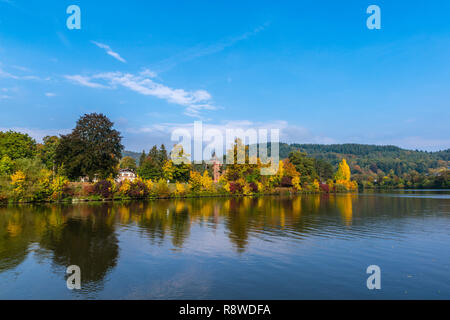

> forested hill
[276,143,449,175]
[125,143,450,176]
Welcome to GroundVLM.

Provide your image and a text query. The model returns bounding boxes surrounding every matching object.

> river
[0,190,449,299]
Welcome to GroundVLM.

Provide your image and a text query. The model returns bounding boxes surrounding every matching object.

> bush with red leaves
[127,180,149,198]
[82,183,95,196]
[248,182,258,192]
[319,183,330,193]
[229,182,243,194]
[281,176,293,187]
[94,180,113,198]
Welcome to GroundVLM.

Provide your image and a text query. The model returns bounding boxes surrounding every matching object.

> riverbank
[1,187,352,205]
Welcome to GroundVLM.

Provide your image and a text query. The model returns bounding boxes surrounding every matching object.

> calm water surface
[0,191,449,299]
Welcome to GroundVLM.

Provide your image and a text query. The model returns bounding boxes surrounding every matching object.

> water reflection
[0,191,449,292]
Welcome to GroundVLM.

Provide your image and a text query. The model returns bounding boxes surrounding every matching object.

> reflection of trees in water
[0,203,119,290]
[334,194,354,226]
[0,206,39,273]
[38,204,119,285]
[123,200,191,248]
[0,194,444,276]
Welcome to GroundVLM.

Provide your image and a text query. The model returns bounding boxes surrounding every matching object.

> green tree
[139,150,146,166]
[55,113,123,180]
[288,150,317,183]
[0,131,36,160]
[37,136,60,172]
[120,156,137,171]
[314,158,334,181]
[159,144,168,163]
[0,155,14,176]
[138,156,162,180]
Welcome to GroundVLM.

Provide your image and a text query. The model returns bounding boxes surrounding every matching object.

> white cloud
[65,74,108,89]
[0,64,48,81]
[45,92,56,97]
[65,71,216,117]
[0,67,39,80]
[140,69,157,78]
[91,41,126,63]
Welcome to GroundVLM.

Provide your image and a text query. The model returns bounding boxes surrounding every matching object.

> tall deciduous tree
[335,158,351,182]
[37,136,60,172]
[55,113,123,180]
[288,150,317,183]
[0,131,36,160]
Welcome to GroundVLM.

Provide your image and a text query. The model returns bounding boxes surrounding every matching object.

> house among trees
[116,168,136,183]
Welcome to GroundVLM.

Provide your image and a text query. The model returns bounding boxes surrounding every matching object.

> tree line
[2,113,447,203]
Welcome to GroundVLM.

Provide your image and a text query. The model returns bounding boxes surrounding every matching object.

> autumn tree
[55,113,123,180]
[335,158,351,182]
[224,138,260,183]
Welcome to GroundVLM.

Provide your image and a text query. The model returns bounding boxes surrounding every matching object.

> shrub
[280,176,293,187]
[292,176,301,191]
[94,179,113,198]
[174,182,186,196]
[248,182,258,193]
[127,179,149,198]
[319,183,330,193]
[82,183,95,196]
[189,171,202,193]
[155,178,170,197]
[229,181,243,194]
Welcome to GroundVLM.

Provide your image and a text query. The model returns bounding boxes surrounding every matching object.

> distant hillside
[276,143,449,175]
[123,150,142,164]
[124,143,450,176]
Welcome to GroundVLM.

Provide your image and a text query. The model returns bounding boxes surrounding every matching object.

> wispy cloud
[91,41,126,63]
[65,70,216,117]
[64,75,108,89]
[0,66,40,80]
[152,23,270,72]
[0,63,49,81]
[45,92,56,97]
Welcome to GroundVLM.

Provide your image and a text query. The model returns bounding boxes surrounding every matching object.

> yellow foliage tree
[201,170,213,192]
[119,179,131,196]
[335,159,351,182]
[145,178,154,194]
[174,182,186,195]
[312,179,320,192]
[51,175,68,200]
[292,176,302,191]
[11,170,26,199]
[162,160,174,181]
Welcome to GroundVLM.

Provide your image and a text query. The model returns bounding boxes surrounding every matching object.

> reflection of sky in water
[0,192,449,299]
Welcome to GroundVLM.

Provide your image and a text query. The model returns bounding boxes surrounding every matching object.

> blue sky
[0,0,449,151]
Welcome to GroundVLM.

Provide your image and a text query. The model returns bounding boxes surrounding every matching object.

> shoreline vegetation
[1,113,448,204]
